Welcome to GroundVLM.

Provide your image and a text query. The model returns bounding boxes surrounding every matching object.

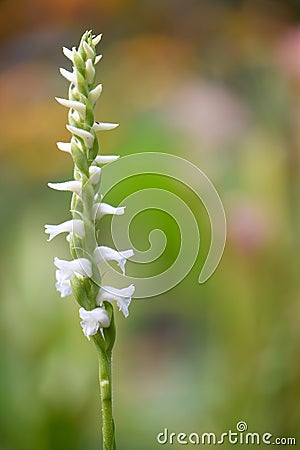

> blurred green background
[0,0,300,449]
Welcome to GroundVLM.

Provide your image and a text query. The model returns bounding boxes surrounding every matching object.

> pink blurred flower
[228,201,273,254]
[276,28,300,79]
[161,81,249,146]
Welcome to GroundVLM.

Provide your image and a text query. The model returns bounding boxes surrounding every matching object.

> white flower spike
[46,30,137,449]
[45,219,85,241]
[97,285,135,318]
[94,246,134,274]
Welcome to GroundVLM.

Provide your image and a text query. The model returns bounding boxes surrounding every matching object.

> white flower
[59,67,76,85]
[89,166,101,185]
[79,307,110,340]
[95,55,102,64]
[48,180,82,195]
[55,97,86,118]
[66,125,94,148]
[70,109,81,122]
[88,84,102,106]
[94,155,119,164]
[92,33,102,46]
[94,246,134,274]
[93,202,125,220]
[83,41,94,59]
[54,257,93,298]
[45,219,84,241]
[85,59,95,84]
[97,284,135,318]
[92,122,119,132]
[54,256,92,278]
[56,142,72,153]
[55,270,72,298]
[62,46,75,62]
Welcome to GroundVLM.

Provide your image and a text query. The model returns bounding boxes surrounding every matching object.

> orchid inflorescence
[45,31,135,342]
[45,30,135,449]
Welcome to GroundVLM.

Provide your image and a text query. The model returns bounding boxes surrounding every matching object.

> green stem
[97,346,116,450]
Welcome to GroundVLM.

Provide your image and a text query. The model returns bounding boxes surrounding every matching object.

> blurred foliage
[0,0,300,449]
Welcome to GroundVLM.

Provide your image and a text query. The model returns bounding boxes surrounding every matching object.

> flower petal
[97,284,135,317]
[93,122,119,132]
[45,219,84,241]
[88,84,102,106]
[59,67,76,84]
[54,257,92,278]
[95,55,103,64]
[92,34,102,46]
[89,166,101,185]
[55,97,86,117]
[66,125,94,148]
[55,270,72,297]
[62,46,74,62]
[85,59,95,84]
[48,180,82,195]
[79,307,110,340]
[93,202,125,220]
[94,246,134,274]
[56,142,72,153]
[83,41,94,59]
[94,155,120,164]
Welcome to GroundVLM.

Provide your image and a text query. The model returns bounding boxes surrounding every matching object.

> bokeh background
[0,0,300,449]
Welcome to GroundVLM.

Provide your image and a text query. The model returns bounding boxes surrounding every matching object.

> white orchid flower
[93,122,119,132]
[55,97,86,118]
[97,284,135,318]
[79,307,110,340]
[45,219,84,241]
[92,33,102,46]
[66,125,94,148]
[59,67,76,84]
[48,180,82,196]
[89,166,101,185]
[56,142,72,153]
[94,246,134,274]
[62,46,75,62]
[93,202,125,220]
[55,270,72,298]
[54,257,93,298]
[88,84,102,106]
[94,155,119,164]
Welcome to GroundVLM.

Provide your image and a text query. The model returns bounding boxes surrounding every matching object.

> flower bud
[85,59,95,84]
[83,41,94,60]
